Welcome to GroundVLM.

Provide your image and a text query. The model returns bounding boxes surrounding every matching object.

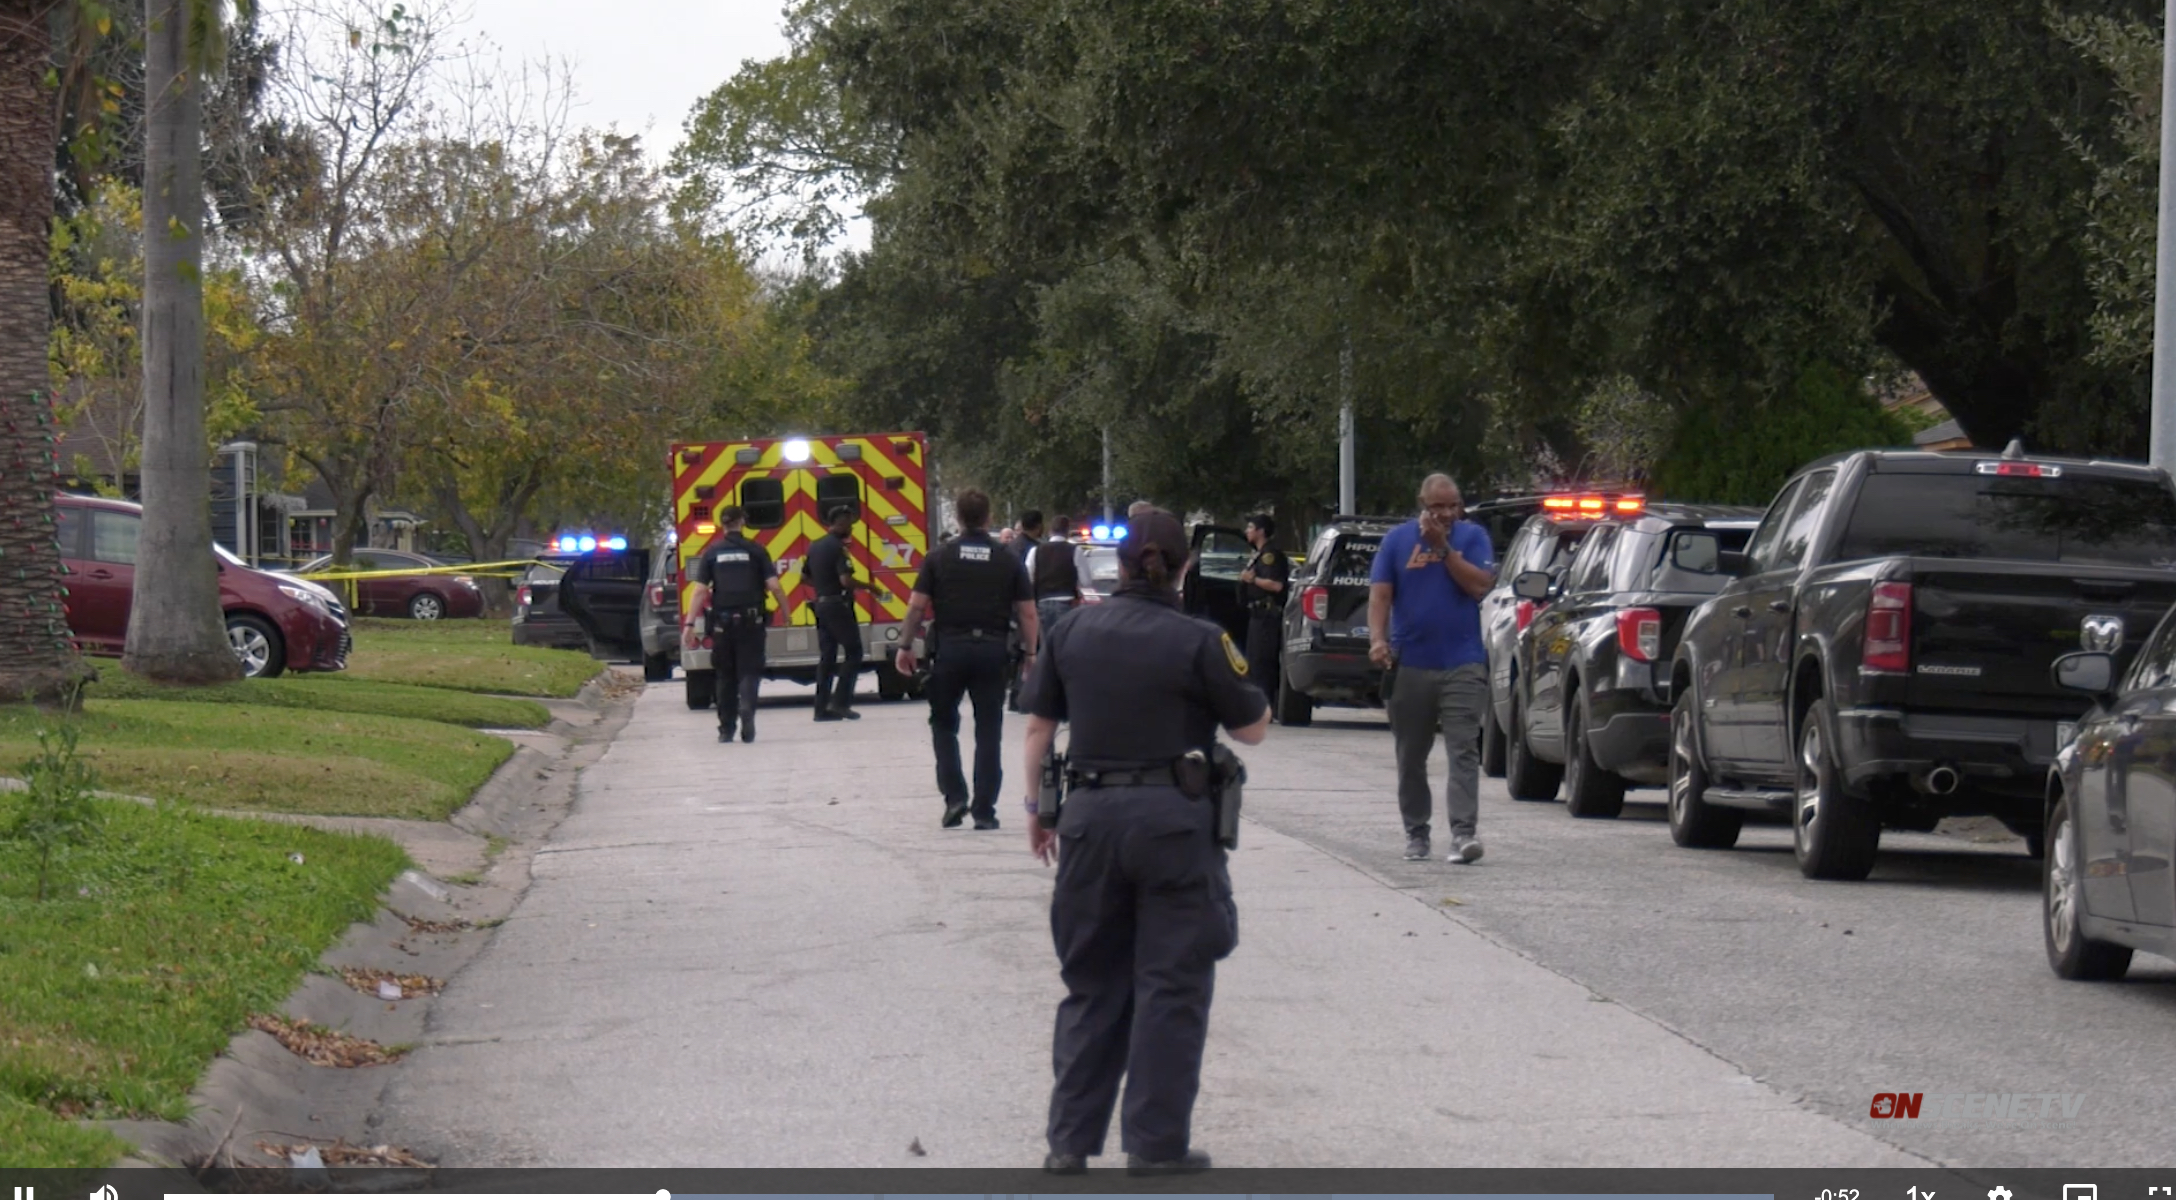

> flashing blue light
[1092,524,1111,540]
[604,535,628,551]
[1112,524,1129,540]
[577,535,598,552]
[556,536,579,553]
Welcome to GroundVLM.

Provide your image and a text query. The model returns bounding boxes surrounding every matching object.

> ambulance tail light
[1616,607,1662,663]
[1301,586,1330,622]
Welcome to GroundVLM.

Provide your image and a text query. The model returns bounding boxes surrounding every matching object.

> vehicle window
[1195,528,1251,581]
[90,510,139,565]
[2123,610,2176,690]
[1328,534,1383,587]
[1836,473,2176,568]
[1769,470,1836,571]
[1536,528,1587,578]
[1647,526,1755,593]
[1566,526,1618,594]
[1606,529,1661,593]
[54,505,84,559]
[1742,479,1806,575]
[814,474,861,523]
[739,478,787,529]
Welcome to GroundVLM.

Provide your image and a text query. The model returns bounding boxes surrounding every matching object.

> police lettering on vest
[923,531,1027,634]
[698,534,772,612]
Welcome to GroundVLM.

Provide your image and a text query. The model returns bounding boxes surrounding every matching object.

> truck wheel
[1562,689,1627,819]
[1668,691,1741,848]
[1277,673,1313,727]
[1793,699,1880,880]
[685,670,714,710]
[1505,692,1563,802]
[2045,794,2133,980]
[1480,702,1507,778]
[642,652,672,683]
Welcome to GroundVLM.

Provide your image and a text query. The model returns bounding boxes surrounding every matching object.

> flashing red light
[1616,607,1662,663]
[1863,582,1912,673]
[1301,586,1330,622]
[1543,496,1578,511]
[1616,496,1646,513]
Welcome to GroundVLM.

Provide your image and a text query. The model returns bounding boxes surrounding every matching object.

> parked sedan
[56,493,349,678]
[2044,634,2176,980]
[299,548,485,619]
[1502,505,1759,813]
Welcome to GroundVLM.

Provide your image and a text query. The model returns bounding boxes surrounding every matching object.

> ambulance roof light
[781,438,812,463]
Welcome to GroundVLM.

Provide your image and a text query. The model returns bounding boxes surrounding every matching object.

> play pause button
[14,1187,31,1200]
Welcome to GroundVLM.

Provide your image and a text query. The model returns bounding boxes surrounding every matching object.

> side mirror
[1512,570,1552,602]
[1670,531,1721,573]
[1716,550,1750,576]
[2052,651,2116,697]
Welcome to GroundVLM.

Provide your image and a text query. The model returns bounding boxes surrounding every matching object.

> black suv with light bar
[1499,504,1760,812]
[1665,444,2176,880]
[1482,491,1649,776]
[1272,514,1404,725]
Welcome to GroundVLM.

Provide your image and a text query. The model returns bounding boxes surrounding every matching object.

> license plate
[2057,721,2077,748]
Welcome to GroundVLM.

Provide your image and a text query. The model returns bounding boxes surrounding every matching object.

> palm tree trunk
[125,0,239,683]
[0,1,94,705]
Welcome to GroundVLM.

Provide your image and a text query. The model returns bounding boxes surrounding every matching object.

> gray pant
[1387,661,1488,842]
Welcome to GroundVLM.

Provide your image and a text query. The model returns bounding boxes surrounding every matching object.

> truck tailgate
[1905,561,2176,716]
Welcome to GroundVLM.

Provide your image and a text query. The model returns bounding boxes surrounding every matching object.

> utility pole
[1101,426,1113,523]
[1338,332,1357,515]
[2153,0,2176,471]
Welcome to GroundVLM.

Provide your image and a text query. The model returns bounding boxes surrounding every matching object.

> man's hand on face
[1420,510,1450,549]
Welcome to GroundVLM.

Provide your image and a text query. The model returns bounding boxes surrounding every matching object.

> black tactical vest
[705,534,766,610]
[928,532,1020,633]
[1032,537,1079,598]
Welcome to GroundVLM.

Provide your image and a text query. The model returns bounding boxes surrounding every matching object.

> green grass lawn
[83,670,551,730]
[0,701,512,821]
[343,618,604,698]
[0,799,407,1167]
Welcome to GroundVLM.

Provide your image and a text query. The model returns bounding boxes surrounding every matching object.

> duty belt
[1067,765,1180,790]
[938,625,1008,639]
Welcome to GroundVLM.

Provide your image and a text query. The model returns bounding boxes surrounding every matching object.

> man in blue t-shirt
[1368,473,1498,864]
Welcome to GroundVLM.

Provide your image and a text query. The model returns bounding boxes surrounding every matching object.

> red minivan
[55,493,351,678]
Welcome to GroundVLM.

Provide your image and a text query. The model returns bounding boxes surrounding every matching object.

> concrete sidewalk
[374,680,1924,1168]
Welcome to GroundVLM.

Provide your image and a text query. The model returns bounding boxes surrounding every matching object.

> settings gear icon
[1989,1188,2014,1200]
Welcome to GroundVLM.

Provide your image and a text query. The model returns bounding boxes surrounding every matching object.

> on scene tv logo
[1870,1092,2088,1120]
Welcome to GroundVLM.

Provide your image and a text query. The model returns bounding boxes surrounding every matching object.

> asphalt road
[372,673,2160,1169]
[1257,707,2176,1170]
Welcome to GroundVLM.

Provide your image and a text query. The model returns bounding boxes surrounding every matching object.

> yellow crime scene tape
[291,559,551,608]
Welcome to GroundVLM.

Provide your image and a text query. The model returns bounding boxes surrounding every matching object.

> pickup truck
[1665,445,2176,880]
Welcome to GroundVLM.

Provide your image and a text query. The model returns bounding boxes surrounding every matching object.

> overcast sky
[461,0,792,158]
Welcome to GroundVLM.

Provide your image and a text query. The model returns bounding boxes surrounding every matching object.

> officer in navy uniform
[1237,513,1289,705]
[896,488,1038,828]
[1019,509,1270,1177]
[805,504,864,722]
[685,505,790,743]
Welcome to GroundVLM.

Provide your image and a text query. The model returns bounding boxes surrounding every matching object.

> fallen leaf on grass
[248,1013,406,1067]
[1438,897,1464,906]
[337,967,444,999]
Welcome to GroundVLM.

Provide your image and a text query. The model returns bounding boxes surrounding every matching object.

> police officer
[805,504,863,722]
[896,489,1037,829]
[1237,513,1289,704]
[685,505,790,743]
[1029,515,1084,631]
[1020,510,1270,1176]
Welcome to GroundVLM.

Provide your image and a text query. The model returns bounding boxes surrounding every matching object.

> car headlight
[279,584,330,611]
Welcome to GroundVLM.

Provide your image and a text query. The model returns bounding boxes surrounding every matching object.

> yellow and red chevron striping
[669,433,929,628]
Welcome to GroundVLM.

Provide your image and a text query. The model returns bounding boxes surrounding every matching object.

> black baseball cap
[1119,509,1188,574]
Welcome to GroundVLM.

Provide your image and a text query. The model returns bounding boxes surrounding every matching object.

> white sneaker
[1450,839,1484,864]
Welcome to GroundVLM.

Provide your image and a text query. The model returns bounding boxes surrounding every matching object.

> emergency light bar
[553,533,630,553]
[1089,524,1129,541]
[1541,494,1645,516]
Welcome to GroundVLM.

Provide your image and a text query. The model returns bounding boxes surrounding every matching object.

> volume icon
[90,1188,117,1200]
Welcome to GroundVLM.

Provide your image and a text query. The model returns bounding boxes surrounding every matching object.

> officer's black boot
[1126,1149,1211,1176]
[740,714,756,743]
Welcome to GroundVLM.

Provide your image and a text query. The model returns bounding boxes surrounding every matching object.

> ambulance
[560,432,933,707]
